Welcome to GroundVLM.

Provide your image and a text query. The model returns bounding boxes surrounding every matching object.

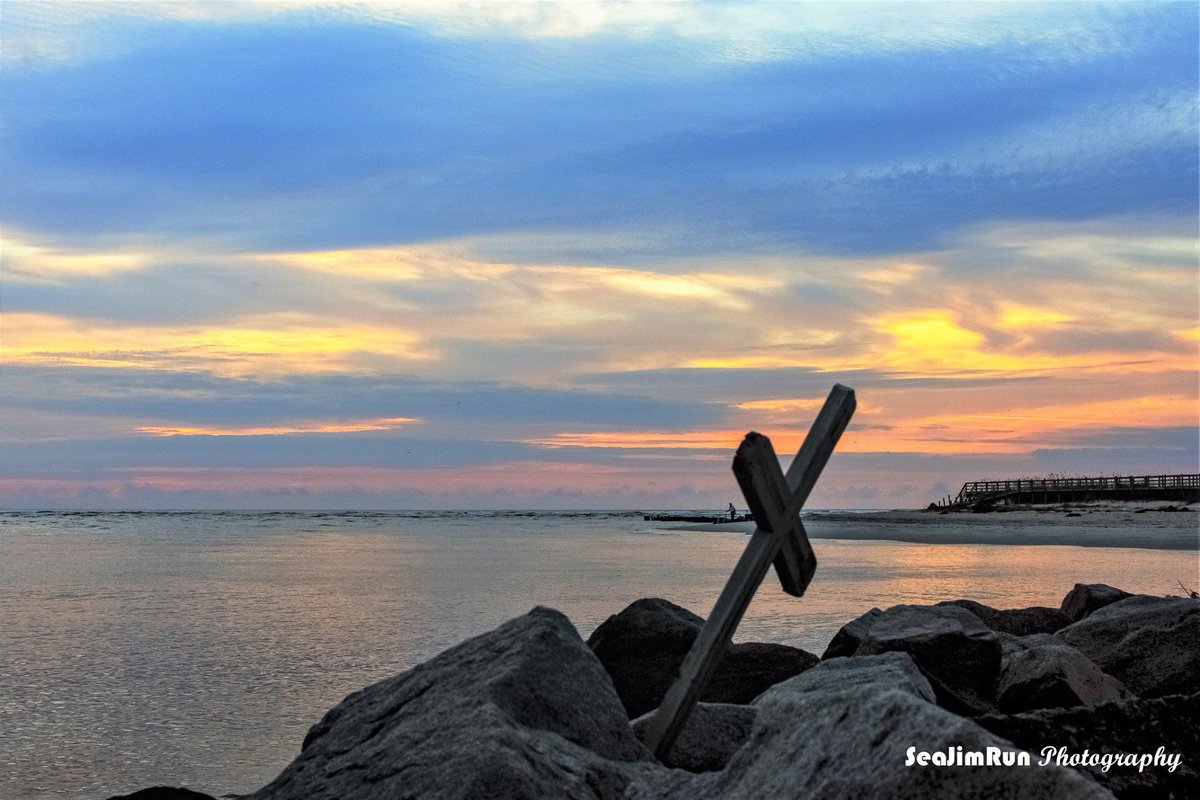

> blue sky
[1,2,1196,509]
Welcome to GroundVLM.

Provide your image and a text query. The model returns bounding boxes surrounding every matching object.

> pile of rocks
[113,584,1198,800]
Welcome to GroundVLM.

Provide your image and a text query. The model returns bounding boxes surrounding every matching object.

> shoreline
[668,502,1200,551]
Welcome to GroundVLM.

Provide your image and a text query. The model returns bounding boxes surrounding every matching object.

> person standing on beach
[728,502,737,520]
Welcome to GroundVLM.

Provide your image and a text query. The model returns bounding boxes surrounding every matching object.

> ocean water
[1,510,1196,800]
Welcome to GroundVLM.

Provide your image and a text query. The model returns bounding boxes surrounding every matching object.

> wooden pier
[932,473,1200,510]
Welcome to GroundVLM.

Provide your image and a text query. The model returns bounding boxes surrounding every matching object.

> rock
[587,598,817,718]
[1061,584,1133,622]
[977,691,1200,799]
[247,607,654,800]
[821,604,1002,715]
[756,651,936,705]
[708,642,819,705]
[664,656,1111,800]
[995,630,1035,656]
[996,634,1128,712]
[939,599,1070,636]
[105,790,216,800]
[631,703,756,773]
[1055,595,1200,699]
[821,606,884,657]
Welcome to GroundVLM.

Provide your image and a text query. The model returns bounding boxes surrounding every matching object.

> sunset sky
[2,1,1197,509]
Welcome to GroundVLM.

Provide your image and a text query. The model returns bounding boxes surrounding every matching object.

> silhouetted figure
[728,502,736,520]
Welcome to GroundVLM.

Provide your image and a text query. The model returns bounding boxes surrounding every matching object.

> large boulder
[756,651,936,705]
[997,634,1128,712]
[632,654,933,776]
[1061,584,1133,622]
[631,703,756,773]
[1055,595,1200,698]
[940,599,1070,636]
[586,598,817,718]
[821,604,1002,715]
[651,652,1111,800]
[821,606,884,656]
[977,691,1200,799]
[246,607,655,800]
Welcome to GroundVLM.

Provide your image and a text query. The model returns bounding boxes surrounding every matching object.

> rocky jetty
[112,585,1197,800]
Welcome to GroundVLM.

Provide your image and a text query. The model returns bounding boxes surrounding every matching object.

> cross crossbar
[640,384,856,762]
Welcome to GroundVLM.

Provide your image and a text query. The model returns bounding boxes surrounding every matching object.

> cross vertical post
[640,384,855,762]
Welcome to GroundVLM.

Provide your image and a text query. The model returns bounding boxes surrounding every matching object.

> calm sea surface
[2,510,1196,799]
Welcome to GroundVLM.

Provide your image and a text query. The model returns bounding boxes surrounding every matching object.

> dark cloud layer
[0,366,723,431]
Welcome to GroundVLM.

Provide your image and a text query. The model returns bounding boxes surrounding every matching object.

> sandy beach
[670,503,1200,551]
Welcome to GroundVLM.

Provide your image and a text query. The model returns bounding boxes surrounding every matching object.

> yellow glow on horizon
[876,309,984,356]
[1175,326,1200,342]
[866,308,1196,376]
[684,355,822,369]
[135,417,419,437]
[734,398,825,413]
[996,302,1073,329]
[3,312,436,377]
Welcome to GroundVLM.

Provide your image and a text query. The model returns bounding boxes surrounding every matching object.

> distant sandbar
[669,503,1199,551]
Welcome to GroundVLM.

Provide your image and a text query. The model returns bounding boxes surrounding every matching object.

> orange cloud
[134,417,419,436]
[528,430,747,450]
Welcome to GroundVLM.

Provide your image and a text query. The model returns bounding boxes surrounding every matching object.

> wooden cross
[641,383,856,762]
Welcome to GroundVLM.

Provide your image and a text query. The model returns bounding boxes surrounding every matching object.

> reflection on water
[0,511,1195,799]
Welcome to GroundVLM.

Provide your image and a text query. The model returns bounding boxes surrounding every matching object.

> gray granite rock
[658,662,1111,799]
[997,635,1128,712]
[821,606,884,658]
[977,691,1200,800]
[821,604,1002,715]
[246,607,654,800]
[940,599,1070,636]
[586,598,817,718]
[631,703,756,773]
[996,631,1047,656]
[1056,595,1200,698]
[756,651,936,705]
[1061,584,1133,622]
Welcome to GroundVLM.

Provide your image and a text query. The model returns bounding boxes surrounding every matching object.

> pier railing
[954,473,1200,505]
